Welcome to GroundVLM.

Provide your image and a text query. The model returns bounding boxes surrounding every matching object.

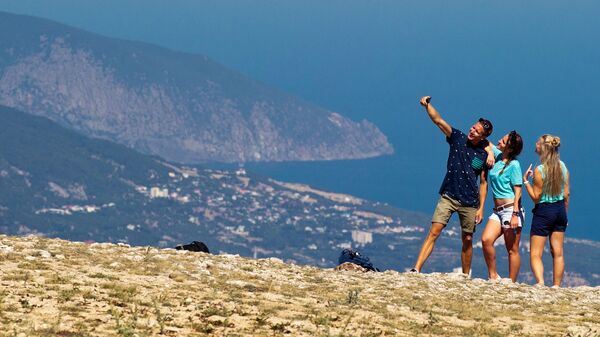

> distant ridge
[0,11,393,163]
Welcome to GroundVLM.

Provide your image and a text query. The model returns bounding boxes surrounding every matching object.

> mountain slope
[1,105,599,286]
[0,11,393,163]
[1,235,599,336]
[0,104,420,263]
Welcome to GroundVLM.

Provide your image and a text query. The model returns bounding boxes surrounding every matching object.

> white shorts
[488,207,525,229]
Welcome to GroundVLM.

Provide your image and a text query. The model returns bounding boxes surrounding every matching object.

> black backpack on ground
[175,241,210,253]
[338,248,379,272]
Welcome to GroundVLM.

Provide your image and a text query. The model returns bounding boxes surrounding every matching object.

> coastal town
[30,161,424,268]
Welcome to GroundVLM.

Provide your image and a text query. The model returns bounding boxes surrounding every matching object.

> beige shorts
[432,194,478,234]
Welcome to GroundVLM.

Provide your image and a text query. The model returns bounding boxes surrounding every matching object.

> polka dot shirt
[438,128,489,207]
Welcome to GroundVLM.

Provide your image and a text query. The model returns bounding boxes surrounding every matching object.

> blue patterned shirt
[438,128,489,207]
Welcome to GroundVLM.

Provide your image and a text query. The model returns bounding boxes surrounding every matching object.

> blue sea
[211,150,596,242]
[2,1,598,241]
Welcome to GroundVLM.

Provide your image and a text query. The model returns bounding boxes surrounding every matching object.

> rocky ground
[0,235,599,337]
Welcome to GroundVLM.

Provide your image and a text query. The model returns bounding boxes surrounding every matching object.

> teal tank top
[538,161,568,203]
[489,146,523,199]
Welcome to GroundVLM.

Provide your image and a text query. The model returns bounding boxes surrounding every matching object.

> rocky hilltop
[0,235,598,337]
[0,11,393,163]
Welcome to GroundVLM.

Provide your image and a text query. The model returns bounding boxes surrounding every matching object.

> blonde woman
[523,135,570,287]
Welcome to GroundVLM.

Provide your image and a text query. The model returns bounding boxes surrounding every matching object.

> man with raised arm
[411,96,494,275]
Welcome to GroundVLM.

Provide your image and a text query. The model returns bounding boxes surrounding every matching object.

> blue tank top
[538,161,568,203]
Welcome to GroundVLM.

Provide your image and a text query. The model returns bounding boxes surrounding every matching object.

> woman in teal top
[481,131,524,282]
[523,134,570,287]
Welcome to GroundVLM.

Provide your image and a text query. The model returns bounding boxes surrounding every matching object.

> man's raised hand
[420,96,431,107]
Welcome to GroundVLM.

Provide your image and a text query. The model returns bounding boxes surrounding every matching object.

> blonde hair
[538,134,564,196]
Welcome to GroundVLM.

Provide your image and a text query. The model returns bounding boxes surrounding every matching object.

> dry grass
[0,234,599,336]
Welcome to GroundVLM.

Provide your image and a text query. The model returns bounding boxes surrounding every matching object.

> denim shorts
[488,206,525,229]
[530,200,568,237]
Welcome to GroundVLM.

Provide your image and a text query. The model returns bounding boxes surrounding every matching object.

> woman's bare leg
[549,231,565,287]
[503,227,522,282]
[481,219,502,279]
[530,235,547,285]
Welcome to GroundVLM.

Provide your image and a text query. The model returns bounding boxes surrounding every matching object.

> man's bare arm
[476,169,488,225]
[420,96,452,137]
[484,143,496,168]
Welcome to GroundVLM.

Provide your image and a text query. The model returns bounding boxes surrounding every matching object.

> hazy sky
[1,0,598,238]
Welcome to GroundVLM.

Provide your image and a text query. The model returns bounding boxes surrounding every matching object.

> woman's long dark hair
[499,131,523,175]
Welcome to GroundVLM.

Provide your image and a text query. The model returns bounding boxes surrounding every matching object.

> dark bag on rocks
[338,248,379,272]
[175,241,210,253]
